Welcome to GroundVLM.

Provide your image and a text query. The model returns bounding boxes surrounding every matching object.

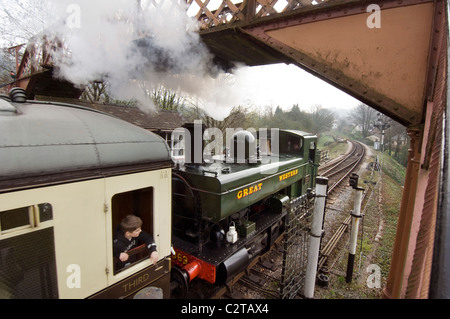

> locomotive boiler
[170,123,319,297]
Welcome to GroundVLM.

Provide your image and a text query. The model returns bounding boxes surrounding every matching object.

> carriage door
[110,187,154,274]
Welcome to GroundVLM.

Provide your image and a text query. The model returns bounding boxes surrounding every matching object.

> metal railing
[279,193,313,299]
[186,0,328,29]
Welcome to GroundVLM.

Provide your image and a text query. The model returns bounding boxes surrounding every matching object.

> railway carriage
[0,89,172,299]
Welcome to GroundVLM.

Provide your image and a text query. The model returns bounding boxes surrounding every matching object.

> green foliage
[374,173,402,279]
[378,153,406,186]
[255,104,334,134]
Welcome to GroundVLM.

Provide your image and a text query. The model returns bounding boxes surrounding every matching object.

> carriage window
[0,207,29,233]
[0,204,53,235]
[171,129,185,162]
[0,204,57,298]
[0,228,58,298]
[111,187,154,274]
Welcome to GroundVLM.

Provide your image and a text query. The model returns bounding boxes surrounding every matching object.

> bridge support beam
[383,0,448,297]
[382,128,421,299]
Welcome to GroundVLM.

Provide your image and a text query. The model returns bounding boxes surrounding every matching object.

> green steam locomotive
[170,123,319,296]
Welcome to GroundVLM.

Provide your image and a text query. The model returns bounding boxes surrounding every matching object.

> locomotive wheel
[170,267,189,299]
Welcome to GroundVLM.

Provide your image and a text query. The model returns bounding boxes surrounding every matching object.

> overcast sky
[234,63,361,112]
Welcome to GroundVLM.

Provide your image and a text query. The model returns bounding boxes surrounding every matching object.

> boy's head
[120,215,143,237]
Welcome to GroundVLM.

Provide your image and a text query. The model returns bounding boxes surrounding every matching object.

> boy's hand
[150,251,158,265]
[119,252,129,262]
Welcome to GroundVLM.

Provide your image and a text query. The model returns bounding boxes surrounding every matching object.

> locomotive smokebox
[216,248,250,284]
[270,194,290,214]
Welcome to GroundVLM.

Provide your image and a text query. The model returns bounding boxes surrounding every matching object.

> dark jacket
[113,230,157,271]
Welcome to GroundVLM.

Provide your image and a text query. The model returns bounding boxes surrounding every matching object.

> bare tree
[0,49,16,90]
[0,0,55,47]
[184,103,255,131]
[80,82,107,103]
[351,103,377,138]
[386,119,407,157]
[0,0,58,89]
[151,85,187,111]
[310,104,335,137]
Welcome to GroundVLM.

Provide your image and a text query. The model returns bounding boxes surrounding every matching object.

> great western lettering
[237,183,263,199]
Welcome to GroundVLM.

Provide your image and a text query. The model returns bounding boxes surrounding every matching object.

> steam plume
[44,0,242,117]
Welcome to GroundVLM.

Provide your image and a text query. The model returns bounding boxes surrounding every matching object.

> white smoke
[40,0,244,118]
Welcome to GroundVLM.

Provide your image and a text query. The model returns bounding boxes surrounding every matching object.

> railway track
[319,140,366,194]
[219,237,286,299]
[318,187,372,271]
[186,140,367,299]
[317,140,367,275]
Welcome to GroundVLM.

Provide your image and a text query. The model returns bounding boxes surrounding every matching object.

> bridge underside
[199,0,449,299]
[200,0,439,127]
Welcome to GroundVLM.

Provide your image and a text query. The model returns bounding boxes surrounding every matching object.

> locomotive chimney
[183,121,206,165]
